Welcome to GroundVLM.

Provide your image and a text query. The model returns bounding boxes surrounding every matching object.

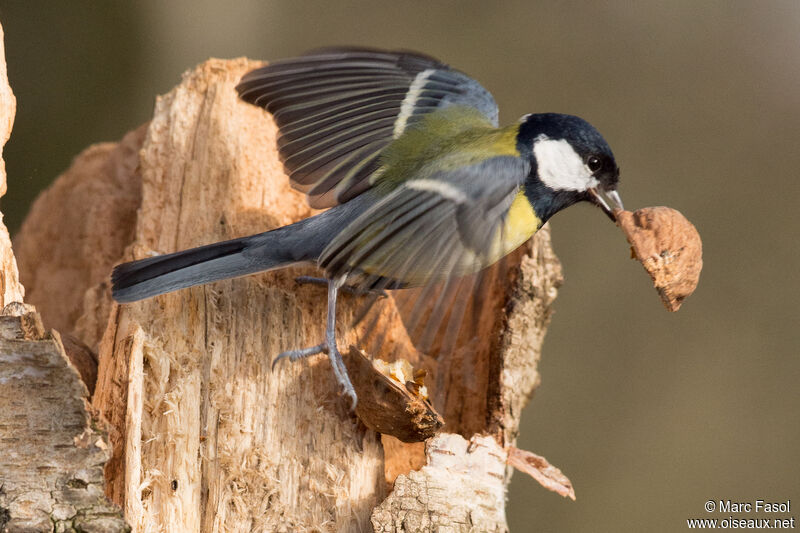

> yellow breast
[455,189,541,276]
[498,190,541,255]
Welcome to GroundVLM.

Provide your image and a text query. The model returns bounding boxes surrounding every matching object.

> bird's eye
[587,155,603,173]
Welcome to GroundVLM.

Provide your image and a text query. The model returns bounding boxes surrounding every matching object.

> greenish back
[373,106,521,194]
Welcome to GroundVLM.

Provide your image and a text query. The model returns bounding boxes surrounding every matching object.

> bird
[111,47,624,409]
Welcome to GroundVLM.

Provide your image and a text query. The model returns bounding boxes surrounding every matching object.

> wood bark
[0,306,128,533]
[0,22,127,533]
[14,57,564,532]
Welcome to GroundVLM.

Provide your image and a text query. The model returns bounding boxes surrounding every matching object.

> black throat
[521,165,587,225]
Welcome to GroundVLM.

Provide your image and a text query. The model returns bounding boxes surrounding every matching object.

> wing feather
[318,155,530,289]
[237,47,498,207]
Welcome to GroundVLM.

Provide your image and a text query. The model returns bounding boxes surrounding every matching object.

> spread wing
[236,47,499,208]
[318,155,531,289]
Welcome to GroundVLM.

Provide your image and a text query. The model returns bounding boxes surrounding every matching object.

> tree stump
[13,57,564,532]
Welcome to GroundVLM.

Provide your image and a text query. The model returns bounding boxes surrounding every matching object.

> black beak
[589,188,624,221]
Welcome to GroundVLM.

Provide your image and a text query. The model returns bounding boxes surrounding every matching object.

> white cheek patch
[533,137,599,191]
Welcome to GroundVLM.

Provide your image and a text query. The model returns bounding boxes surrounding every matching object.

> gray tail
[111,228,302,303]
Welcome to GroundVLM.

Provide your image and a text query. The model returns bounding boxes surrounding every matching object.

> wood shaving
[344,347,444,442]
[507,446,576,500]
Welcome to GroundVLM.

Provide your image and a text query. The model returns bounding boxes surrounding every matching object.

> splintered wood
[14,126,146,350]
[344,346,443,443]
[507,446,575,501]
[615,207,703,311]
[0,22,24,308]
[371,434,508,532]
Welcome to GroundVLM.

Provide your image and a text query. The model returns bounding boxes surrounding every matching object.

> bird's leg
[324,278,357,409]
[272,276,357,410]
[295,275,388,298]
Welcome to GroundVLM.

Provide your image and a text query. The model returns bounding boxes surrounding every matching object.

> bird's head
[517,113,623,223]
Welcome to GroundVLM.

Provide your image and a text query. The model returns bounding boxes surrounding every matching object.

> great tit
[112,47,624,409]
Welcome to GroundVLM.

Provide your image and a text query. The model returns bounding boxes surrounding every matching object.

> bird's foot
[271,343,327,369]
[272,341,357,410]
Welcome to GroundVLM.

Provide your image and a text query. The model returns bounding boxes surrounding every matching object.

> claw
[344,389,358,411]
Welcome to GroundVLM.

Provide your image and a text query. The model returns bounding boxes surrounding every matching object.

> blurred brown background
[1,1,797,531]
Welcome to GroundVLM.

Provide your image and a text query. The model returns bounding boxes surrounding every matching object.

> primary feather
[236,47,499,208]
